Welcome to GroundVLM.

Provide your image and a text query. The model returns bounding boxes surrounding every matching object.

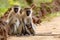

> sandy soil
[7,16,60,40]
[7,36,60,40]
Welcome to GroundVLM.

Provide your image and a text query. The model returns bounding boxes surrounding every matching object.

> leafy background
[0,0,53,16]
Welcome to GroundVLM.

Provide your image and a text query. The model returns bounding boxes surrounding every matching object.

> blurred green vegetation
[41,12,60,22]
[0,0,53,17]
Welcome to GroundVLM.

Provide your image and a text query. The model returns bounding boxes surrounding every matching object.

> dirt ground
[7,16,60,40]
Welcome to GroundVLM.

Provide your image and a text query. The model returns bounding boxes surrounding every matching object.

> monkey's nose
[14,8,18,13]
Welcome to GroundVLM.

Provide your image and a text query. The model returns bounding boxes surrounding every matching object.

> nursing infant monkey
[6,5,35,36]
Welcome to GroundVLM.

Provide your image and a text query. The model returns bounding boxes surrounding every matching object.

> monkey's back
[0,21,7,40]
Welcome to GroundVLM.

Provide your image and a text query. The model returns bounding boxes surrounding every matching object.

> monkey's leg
[9,24,16,35]
[21,25,31,36]
[13,25,18,35]
[21,18,33,35]
[17,23,24,36]
[8,27,14,35]
[3,29,7,40]
[20,21,31,36]
[21,20,30,35]
[24,26,32,35]
[21,25,26,35]
[26,23,35,36]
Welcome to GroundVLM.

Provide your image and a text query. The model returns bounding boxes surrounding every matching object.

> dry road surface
[8,16,60,40]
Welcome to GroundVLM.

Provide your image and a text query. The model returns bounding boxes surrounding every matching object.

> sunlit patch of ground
[7,36,60,40]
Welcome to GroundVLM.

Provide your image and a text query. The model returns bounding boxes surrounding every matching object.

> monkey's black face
[24,8,31,16]
[26,10,31,16]
[14,7,18,13]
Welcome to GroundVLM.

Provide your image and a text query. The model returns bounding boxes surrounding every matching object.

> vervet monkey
[22,8,35,35]
[6,5,23,35]
[0,19,10,40]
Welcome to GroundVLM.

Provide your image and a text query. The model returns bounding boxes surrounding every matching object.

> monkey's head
[12,5,21,13]
[24,8,32,16]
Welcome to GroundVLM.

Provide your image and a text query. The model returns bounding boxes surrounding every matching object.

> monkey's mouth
[14,8,18,13]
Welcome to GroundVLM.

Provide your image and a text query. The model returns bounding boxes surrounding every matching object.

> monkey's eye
[14,8,18,13]
[26,10,30,16]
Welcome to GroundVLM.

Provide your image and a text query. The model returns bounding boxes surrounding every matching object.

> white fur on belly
[14,18,20,33]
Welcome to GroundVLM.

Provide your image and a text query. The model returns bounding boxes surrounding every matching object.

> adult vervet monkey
[22,8,35,35]
[0,19,10,40]
[6,5,23,35]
